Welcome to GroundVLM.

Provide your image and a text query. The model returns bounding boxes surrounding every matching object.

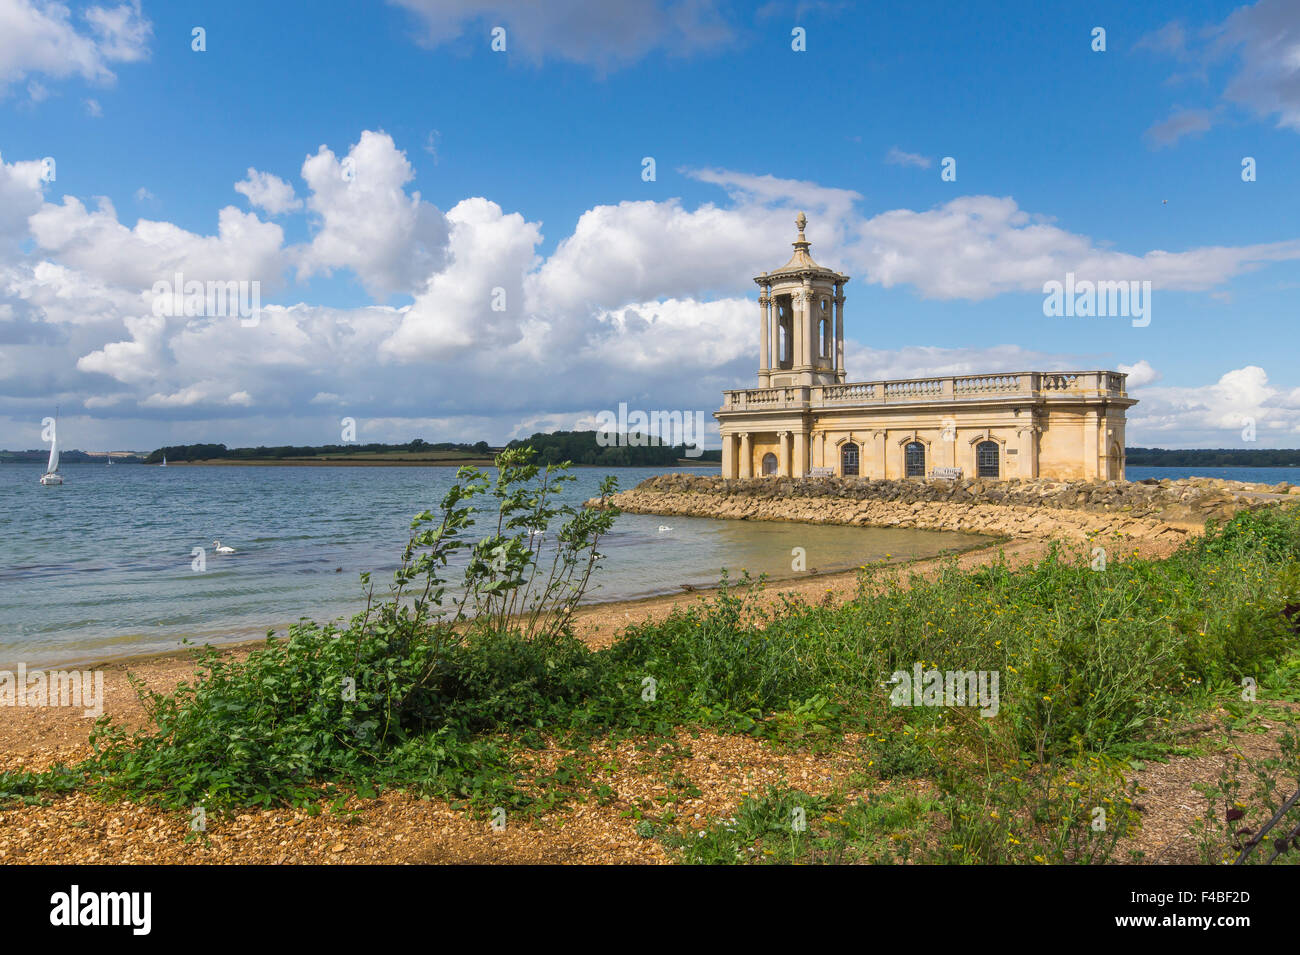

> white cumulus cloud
[297,130,449,299]
[234,168,302,216]
[0,0,150,91]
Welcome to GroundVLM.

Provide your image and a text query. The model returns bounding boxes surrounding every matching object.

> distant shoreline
[165,457,499,467]
[160,459,719,468]
[3,458,721,468]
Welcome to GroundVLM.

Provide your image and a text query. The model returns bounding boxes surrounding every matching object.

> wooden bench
[807,466,835,478]
[929,467,963,481]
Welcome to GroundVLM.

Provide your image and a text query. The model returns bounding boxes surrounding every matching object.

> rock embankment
[589,474,1294,543]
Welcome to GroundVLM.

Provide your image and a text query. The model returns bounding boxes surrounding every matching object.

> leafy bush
[1198,506,1300,563]
[88,449,620,810]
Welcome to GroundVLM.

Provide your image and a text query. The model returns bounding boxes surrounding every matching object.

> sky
[1,0,1298,452]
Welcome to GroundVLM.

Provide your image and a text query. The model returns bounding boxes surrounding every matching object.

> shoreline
[0,517,1219,866]
[18,530,1004,673]
[11,460,724,469]
[12,469,1284,673]
[0,528,1186,784]
[0,534,1062,769]
[18,469,1279,673]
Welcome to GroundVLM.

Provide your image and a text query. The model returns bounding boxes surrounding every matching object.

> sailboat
[159,454,167,468]
[39,420,63,485]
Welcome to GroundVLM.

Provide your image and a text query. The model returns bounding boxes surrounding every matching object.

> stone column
[1083,410,1099,480]
[785,293,797,371]
[721,433,736,479]
[793,430,807,478]
[739,432,752,478]
[942,421,957,469]
[777,430,789,477]
[770,296,781,370]
[870,430,886,480]
[802,280,814,373]
[764,298,774,369]
[833,284,845,382]
[1018,426,1039,479]
[758,291,770,386]
[1111,418,1126,480]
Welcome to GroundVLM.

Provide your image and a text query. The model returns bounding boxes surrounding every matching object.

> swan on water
[213,540,236,554]
[658,525,673,533]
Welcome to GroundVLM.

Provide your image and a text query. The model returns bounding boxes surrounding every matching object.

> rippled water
[1126,466,1300,485]
[0,464,990,666]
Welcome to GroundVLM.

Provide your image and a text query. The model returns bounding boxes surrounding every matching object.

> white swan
[658,525,673,533]
[212,540,236,554]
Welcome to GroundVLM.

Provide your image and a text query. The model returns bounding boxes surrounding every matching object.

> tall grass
[609,516,1298,758]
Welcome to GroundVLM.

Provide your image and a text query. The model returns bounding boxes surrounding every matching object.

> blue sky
[1,0,1298,451]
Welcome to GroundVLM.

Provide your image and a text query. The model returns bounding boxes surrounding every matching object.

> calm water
[1126,466,1300,484]
[0,464,988,667]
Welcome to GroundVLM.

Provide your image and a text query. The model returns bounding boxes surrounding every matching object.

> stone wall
[589,474,1295,544]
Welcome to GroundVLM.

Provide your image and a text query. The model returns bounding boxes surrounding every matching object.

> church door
[840,443,859,476]
[761,452,778,476]
[905,441,926,477]
[976,441,1000,478]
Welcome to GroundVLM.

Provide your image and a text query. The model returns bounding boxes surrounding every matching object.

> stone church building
[715,214,1136,482]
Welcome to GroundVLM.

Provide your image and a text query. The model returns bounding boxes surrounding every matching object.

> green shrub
[87,449,620,810]
[1197,506,1300,563]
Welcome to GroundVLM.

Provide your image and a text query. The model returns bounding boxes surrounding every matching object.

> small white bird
[658,525,673,533]
[213,539,236,554]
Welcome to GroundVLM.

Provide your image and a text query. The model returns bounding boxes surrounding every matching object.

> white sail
[47,436,59,473]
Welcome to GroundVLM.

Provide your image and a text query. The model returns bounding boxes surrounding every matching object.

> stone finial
[789,211,813,261]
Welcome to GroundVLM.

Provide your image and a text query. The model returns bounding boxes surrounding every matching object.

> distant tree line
[141,439,493,464]
[1126,447,1300,467]
[508,430,721,466]
[0,449,145,464]
[4,442,1296,469]
[2,434,722,466]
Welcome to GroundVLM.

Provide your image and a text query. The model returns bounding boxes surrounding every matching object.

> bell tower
[755,212,848,388]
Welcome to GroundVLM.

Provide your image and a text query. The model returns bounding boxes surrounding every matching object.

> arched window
[777,299,793,369]
[761,452,778,476]
[840,442,859,477]
[976,440,999,478]
[905,441,926,477]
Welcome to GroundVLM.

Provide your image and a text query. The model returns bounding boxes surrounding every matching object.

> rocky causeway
[589,473,1299,544]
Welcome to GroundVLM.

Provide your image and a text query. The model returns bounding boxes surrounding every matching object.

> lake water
[1125,465,1300,485]
[10,462,1294,668]
[0,464,989,667]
